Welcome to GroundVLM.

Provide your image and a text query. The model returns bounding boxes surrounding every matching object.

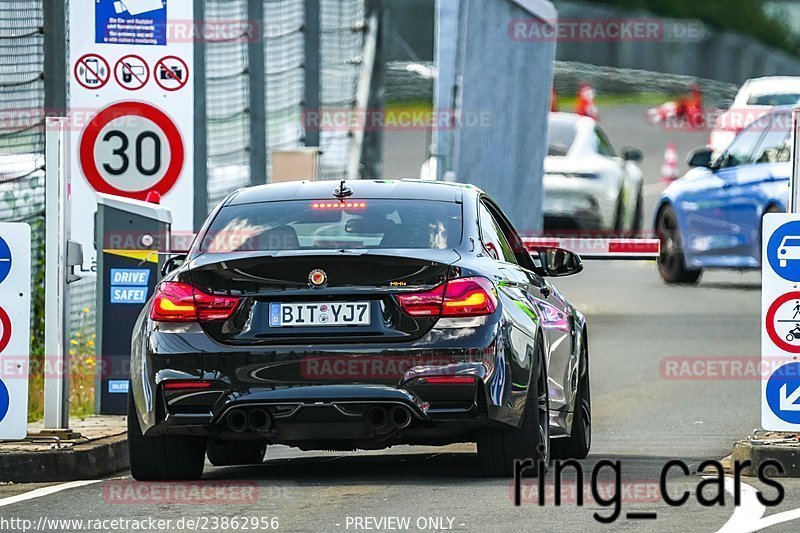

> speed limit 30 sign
[79,101,185,201]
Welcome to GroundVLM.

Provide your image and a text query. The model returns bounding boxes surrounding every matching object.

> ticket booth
[94,193,171,414]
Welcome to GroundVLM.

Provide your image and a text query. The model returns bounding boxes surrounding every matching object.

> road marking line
[716,476,765,533]
[716,476,800,532]
[0,480,101,508]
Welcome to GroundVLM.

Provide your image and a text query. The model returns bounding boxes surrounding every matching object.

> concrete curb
[732,440,800,477]
[0,434,129,483]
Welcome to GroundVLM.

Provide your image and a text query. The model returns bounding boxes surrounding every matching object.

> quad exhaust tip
[389,406,412,429]
[248,408,273,432]
[365,407,389,429]
[226,409,248,432]
[365,406,412,430]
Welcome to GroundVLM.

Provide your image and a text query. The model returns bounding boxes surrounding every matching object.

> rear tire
[631,188,644,236]
[656,205,702,284]
[477,337,550,477]
[127,393,206,481]
[207,440,267,466]
[612,195,624,235]
[551,336,591,460]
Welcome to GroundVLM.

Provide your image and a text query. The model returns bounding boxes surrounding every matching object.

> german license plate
[269,302,370,327]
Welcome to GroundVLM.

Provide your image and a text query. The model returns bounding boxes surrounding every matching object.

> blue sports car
[655,107,791,283]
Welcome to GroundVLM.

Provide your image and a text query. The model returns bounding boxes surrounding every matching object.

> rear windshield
[547,118,577,156]
[747,93,800,106]
[200,199,463,252]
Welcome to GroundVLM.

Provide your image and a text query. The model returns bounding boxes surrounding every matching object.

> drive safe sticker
[110,268,150,304]
[111,287,149,304]
[111,268,150,286]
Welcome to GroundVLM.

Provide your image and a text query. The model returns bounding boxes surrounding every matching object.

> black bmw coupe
[128,179,590,480]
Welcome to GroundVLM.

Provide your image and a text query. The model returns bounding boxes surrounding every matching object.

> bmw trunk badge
[309,269,327,287]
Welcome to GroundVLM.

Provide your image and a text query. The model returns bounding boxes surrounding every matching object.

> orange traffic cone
[575,82,598,121]
[661,143,679,183]
[551,86,559,112]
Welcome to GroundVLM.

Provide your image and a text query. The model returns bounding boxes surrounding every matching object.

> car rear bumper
[543,180,615,230]
[131,318,528,448]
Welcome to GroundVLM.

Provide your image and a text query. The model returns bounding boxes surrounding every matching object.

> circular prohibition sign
[766,291,800,353]
[0,306,11,354]
[79,101,185,201]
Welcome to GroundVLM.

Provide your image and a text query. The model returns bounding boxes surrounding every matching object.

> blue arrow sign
[0,379,9,423]
[766,362,800,424]
[0,236,11,285]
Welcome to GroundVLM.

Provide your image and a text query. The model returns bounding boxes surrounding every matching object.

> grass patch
[27,307,96,422]
[386,93,681,116]
[556,92,682,109]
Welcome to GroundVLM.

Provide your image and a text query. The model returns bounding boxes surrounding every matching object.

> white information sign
[0,223,31,440]
[762,213,800,430]
[68,0,194,272]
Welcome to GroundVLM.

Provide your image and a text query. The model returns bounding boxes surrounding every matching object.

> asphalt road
[2,105,799,532]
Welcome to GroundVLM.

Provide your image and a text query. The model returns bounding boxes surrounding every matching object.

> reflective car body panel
[130,180,587,450]
[544,112,643,231]
[656,108,791,270]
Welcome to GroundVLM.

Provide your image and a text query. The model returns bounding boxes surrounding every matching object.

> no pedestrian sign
[762,214,800,430]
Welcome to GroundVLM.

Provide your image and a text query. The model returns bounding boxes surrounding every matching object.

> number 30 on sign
[79,101,185,201]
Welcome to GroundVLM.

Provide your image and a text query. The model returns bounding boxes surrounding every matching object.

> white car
[778,236,800,267]
[544,113,644,233]
[709,76,800,153]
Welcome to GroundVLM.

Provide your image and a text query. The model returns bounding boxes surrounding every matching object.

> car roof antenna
[333,179,353,199]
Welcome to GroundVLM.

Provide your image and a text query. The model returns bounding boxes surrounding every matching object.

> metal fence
[0,1,46,334]
[0,0,46,247]
[319,0,364,179]
[0,0,368,340]
[206,0,252,209]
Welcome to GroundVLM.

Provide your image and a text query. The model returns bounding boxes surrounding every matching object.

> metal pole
[193,0,209,228]
[346,9,379,180]
[248,0,267,184]
[304,0,321,148]
[43,117,71,432]
[791,106,800,213]
[43,0,67,114]
[361,0,384,179]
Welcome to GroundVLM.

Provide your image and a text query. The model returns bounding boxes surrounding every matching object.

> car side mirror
[161,254,187,277]
[622,147,643,163]
[532,247,583,277]
[687,147,714,168]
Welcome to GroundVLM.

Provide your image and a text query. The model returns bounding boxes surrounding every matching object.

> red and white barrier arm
[523,238,661,260]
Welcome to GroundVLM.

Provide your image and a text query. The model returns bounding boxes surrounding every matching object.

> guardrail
[523,237,661,260]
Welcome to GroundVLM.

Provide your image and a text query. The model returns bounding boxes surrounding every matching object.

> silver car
[544,113,644,233]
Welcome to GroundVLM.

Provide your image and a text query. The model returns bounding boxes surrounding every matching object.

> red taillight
[150,282,241,322]
[311,201,367,209]
[397,277,497,318]
[163,380,213,391]
[441,277,497,317]
[396,283,445,317]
